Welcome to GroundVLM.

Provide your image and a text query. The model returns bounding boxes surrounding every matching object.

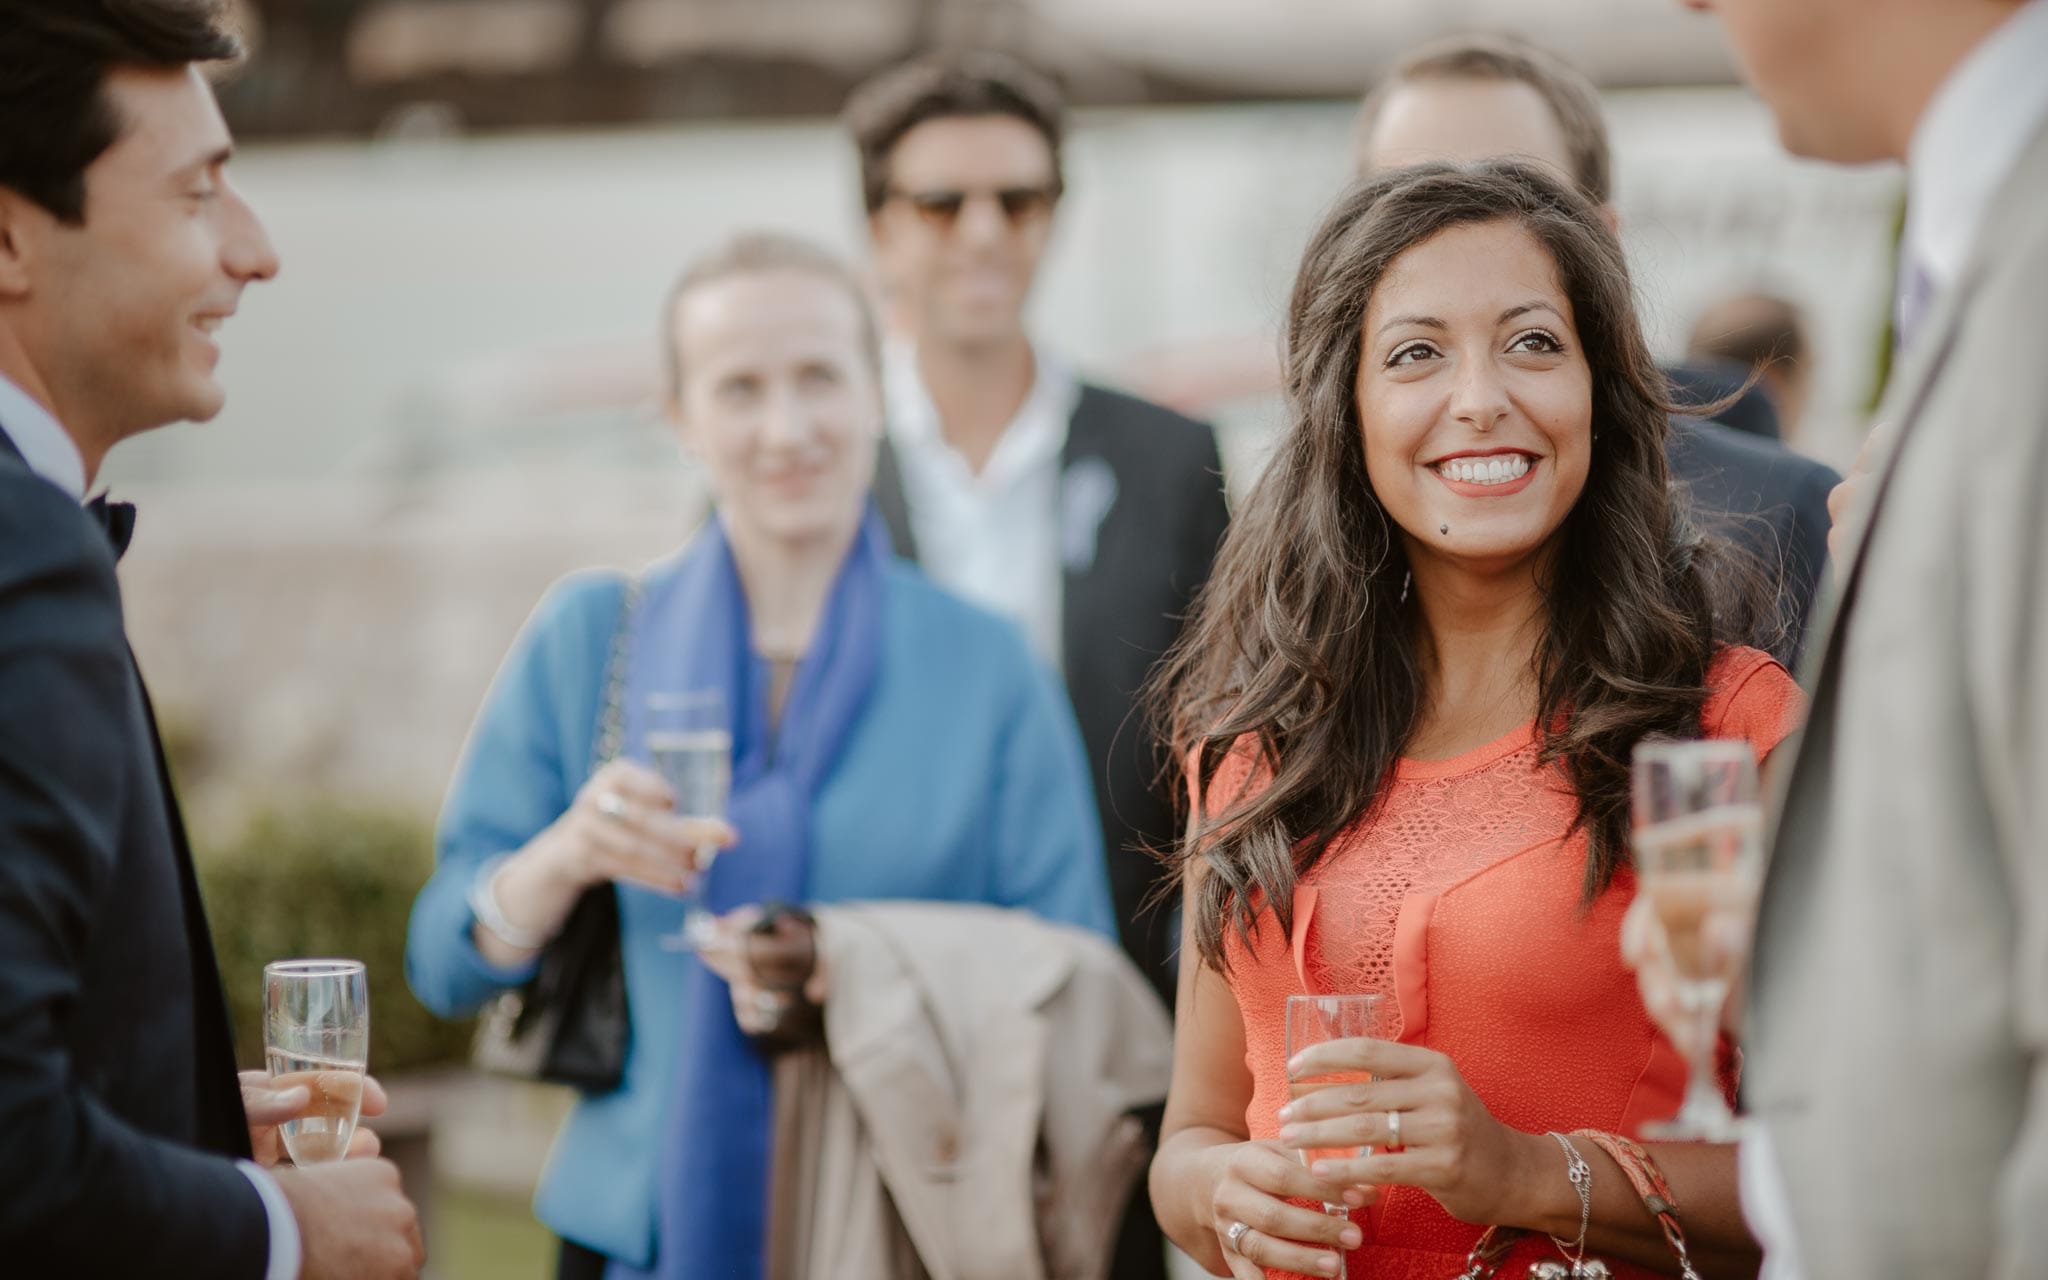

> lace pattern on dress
[1302,741,1579,1038]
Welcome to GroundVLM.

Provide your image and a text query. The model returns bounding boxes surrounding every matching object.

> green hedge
[200,803,474,1074]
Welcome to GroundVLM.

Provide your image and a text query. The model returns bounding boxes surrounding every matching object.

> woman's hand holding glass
[543,759,734,895]
[1198,1138,1369,1280]
[1277,1037,1548,1230]
[475,759,735,960]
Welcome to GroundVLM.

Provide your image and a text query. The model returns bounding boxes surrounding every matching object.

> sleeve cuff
[237,1160,303,1280]
[462,903,545,986]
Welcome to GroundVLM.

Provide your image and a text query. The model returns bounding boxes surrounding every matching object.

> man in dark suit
[842,53,1231,1006]
[842,52,1228,1280]
[0,3,423,1275]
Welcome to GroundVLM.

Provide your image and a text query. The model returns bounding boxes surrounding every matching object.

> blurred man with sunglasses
[843,54,1230,1005]
[841,53,1228,1280]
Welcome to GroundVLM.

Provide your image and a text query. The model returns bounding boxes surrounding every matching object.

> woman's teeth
[1437,455,1531,485]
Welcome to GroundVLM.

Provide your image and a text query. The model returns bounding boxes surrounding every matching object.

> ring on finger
[1386,1109,1403,1151]
[1224,1220,1250,1253]
[595,790,629,823]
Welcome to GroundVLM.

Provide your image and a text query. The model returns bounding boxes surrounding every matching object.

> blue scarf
[626,510,888,1280]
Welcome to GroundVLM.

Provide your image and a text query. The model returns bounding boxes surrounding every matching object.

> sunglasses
[887,185,1060,230]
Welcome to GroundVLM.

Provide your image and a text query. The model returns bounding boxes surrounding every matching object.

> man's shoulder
[1071,381,1218,456]
[0,459,117,594]
[1670,417,1839,509]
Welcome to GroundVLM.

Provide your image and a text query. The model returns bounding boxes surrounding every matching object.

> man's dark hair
[0,0,240,223]
[1688,291,1811,376]
[840,50,1065,215]
[1354,32,1613,205]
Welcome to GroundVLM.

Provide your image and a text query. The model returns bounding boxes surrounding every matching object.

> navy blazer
[0,426,266,1276]
[1668,415,1840,666]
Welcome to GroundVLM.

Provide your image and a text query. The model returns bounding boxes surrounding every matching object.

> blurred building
[219,0,1744,136]
[124,6,1896,828]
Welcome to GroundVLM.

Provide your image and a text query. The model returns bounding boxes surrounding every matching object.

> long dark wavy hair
[1155,160,1767,971]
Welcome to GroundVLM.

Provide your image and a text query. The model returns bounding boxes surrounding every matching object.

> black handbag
[470,577,641,1092]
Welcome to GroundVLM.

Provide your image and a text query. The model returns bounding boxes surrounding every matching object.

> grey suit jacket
[1748,117,2048,1278]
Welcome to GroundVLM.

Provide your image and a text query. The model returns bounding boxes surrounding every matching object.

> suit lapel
[132,645,253,1155]
[870,438,919,563]
[1058,388,1113,674]
[1761,275,1970,882]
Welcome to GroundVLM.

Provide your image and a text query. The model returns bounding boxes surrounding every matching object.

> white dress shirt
[884,342,1079,669]
[0,372,86,500]
[0,371,303,1280]
[1749,8,2048,1279]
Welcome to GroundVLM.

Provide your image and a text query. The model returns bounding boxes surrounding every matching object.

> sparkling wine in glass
[647,689,732,951]
[1631,738,1764,1142]
[263,959,369,1167]
[1285,992,1386,1280]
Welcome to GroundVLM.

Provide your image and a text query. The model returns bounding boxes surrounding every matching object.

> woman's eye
[1510,330,1564,354]
[1387,342,1438,366]
[717,377,761,403]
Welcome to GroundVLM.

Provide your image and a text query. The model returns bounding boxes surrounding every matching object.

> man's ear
[0,190,46,300]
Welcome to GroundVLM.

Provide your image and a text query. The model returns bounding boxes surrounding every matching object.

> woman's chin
[1408,521,1557,572]
[744,505,865,551]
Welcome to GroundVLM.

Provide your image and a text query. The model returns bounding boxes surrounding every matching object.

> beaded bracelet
[1573,1129,1703,1280]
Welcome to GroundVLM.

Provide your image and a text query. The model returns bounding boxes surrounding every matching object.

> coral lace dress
[1208,647,1802,1280]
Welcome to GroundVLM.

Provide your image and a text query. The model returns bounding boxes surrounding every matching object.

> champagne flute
[263,959,369,1167]
[647,689,732,951]
[1631,738,1763,1142]
[1285,992,1386,1280]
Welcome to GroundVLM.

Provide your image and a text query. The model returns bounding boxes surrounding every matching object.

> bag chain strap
[592,576,643,774]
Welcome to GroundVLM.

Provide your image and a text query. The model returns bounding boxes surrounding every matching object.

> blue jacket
[406,560,1113,1265]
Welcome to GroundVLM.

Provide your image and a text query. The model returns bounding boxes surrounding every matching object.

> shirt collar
[0,372,86,501]
[884,340,1078,483]
[1904,0,2048,290]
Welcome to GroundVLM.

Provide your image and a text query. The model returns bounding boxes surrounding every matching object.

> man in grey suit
[1629,1,2048,1276]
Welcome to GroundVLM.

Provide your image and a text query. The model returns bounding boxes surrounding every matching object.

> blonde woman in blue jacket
[406,233,1112,1280]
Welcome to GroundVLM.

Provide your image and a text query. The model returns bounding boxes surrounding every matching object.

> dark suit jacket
[1667,359,1784,441]
[874,384,1230,1001]
[1667,415,1839,666]
[0,426,267,1276]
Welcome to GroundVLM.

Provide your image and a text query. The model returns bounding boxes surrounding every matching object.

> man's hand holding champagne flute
[1621,739,1767,1139]
[253,958,425,1280]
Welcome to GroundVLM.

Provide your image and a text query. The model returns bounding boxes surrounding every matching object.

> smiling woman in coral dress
[1145,161,1803,1280]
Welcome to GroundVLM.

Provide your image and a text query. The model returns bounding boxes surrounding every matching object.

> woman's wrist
[1175,1129,1240,1233]
[1500,1127,1585,1237]
[479,835,586,947]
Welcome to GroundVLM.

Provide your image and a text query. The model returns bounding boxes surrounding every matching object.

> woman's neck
[725,517,860,661]
[1405,552,1548,760]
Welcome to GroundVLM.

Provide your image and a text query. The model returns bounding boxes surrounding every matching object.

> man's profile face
[1357,77,1582,193]
[20,65,278,441]
[1677,0,1887,164]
